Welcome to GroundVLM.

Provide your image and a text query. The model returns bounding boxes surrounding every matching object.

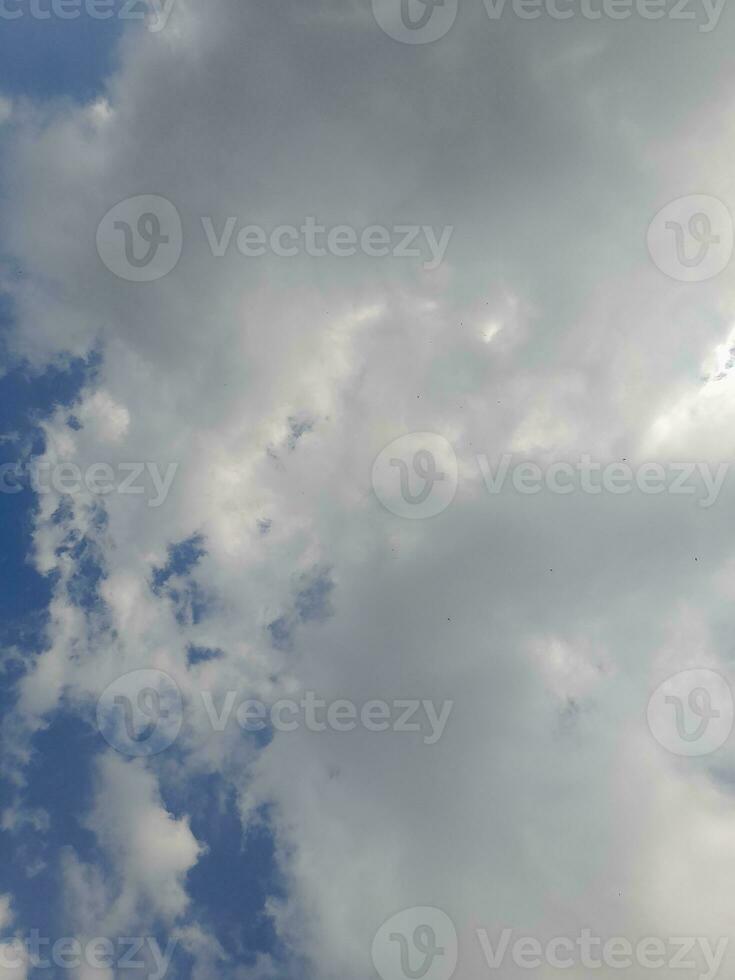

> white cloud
[3,2,735,978]
[82,754,203,931]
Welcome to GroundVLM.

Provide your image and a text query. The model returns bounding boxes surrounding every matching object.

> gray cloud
[3,1,735,977]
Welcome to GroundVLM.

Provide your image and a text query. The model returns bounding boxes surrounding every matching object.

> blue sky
[0,326,284,976]
[0,10,122,101]
[0,358,284,970]
[0,20,284,979]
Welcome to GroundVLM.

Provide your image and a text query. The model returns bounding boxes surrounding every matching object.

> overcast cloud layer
[2,1,735,978]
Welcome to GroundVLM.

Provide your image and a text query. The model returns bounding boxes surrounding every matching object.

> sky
[3,1,735,979]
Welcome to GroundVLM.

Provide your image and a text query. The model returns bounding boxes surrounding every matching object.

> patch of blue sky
[0,24,286,974]
[0,1,125,103]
